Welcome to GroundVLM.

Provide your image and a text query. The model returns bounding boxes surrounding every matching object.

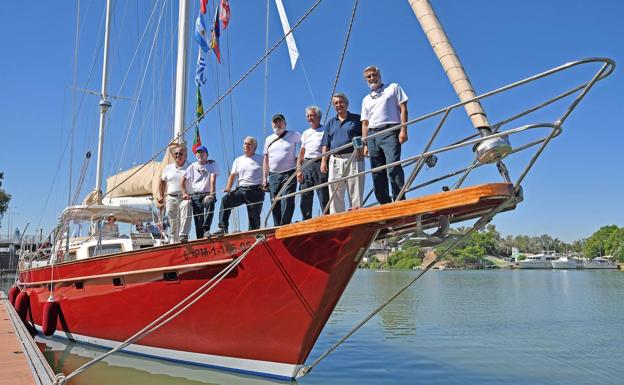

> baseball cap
[271,113,286,122]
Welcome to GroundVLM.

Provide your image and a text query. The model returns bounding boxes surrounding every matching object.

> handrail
[264,57,614,225]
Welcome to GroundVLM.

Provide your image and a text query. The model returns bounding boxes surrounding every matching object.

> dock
[0,291,55,385]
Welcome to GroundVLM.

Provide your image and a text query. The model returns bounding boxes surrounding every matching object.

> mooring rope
[296,197,516,378]
[55,234,266,384]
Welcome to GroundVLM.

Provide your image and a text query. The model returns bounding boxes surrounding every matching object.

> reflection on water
[38,338,291,385]
[4,270,624,385]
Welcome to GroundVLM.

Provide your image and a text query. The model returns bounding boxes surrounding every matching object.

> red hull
[18,227,376,378]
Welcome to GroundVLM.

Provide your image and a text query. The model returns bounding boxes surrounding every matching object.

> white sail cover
[103,143,183,208]
[105,162,162,198]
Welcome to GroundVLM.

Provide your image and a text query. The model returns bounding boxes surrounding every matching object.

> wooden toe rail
[275,183,515,240]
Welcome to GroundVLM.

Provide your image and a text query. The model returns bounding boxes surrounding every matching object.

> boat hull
[18,227,375,379]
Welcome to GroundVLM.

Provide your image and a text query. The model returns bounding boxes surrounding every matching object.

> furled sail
[103,143,183,208]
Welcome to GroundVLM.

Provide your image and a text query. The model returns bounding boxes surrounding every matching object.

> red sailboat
[11,0,613,381]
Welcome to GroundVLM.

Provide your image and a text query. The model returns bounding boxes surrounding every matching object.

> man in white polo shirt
[214,136,265,234]
[158,146,191,243]
[263,113,301,226]
[297,106,329,220]
[181,146,219,238]
[361,65,409,205]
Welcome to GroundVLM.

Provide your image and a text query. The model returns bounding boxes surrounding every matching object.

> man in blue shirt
[320,93,365,213]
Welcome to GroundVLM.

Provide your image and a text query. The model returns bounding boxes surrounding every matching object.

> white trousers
[328,155,365,214]
[165,195,191,242]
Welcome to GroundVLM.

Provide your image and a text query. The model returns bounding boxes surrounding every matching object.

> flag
[195,49,207,86]
[192,125,203,154]
[275,0,299,70]
[220,0,230,30]
[194,14,210,53]
[210,4,222,63]
[196,87,205,120]
[200,0,208,14]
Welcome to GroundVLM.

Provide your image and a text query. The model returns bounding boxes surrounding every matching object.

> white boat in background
[551,256,584,269]
[583,257,617,269]
[517,253,558,269]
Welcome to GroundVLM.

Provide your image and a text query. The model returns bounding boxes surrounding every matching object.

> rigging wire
[322,0,359,125]
[299,56,317,106]
[93,0,325,207]
[112,0,168,177]
[225,25,240,231]
[262,0,270,139]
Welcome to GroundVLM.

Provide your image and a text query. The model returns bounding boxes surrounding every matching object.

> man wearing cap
[361,65,408,205]
[263,114,301,226]
[181,146,220,238]
[320,93,365,213]
[214,136,265,234]
[158,146,191,243]
[297,105,329,220]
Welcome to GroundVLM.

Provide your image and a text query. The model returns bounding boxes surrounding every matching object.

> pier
[0,291,55,385]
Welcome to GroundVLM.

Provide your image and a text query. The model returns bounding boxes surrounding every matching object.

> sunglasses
[173,152,185,156]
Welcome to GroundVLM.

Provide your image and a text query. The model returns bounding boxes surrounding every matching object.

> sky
[0,0,622,243]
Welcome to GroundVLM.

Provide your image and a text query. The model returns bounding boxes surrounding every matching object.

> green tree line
[365,224,624,270]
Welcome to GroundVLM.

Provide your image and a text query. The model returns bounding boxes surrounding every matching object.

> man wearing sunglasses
[181,146,220,238]
[158,146,192,243]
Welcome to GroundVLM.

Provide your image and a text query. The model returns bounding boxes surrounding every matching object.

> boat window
[89,244,123,257]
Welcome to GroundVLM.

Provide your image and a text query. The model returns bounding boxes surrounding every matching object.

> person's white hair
[244,136,258,151]
[305,105,322,120]
[363,65,381,77]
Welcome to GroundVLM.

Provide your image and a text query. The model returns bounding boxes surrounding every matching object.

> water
[3,270,623,385]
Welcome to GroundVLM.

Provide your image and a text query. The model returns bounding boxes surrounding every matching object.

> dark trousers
[299,160,329,220]
[268,170,296,226]
[190,193,216,238]
[368,127,405,204]
[218,186,265,232]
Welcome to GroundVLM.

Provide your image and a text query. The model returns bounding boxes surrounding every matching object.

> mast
[408,0,511,163]
[94,0,113,201]
[173,0,190,144]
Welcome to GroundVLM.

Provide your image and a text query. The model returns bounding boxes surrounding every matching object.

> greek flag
[195,49,207,87]
[194,14,210,53]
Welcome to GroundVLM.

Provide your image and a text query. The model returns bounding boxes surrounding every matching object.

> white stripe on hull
[36,327,302,380]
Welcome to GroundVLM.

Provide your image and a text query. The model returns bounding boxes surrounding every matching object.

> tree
[583,225,620,258]
[0,171,10,218]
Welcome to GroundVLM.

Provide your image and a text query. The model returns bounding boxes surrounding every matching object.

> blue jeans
[218,186,265,232]
[269,170,296,226]
[368,127,405,204]
[299,159,329,220]
[190,193,216,238]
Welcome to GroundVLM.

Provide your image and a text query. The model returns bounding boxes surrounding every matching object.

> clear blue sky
[0,0,622,242]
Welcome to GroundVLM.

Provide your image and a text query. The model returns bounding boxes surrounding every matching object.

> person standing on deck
[320,93,365,214]
[361,65,409,204]
[158,146,191,243]
[263,114,301,226]
[297,106,329,220]
[181,146,219,238]
[214,137,265,234]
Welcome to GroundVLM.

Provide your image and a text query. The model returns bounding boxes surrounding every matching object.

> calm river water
[3,269,623,385]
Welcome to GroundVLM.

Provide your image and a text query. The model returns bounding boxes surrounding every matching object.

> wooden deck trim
[275,183,514,240]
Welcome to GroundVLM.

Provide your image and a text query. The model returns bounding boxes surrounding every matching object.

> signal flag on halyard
[196,87,205,121]
[200,0,208,14]
[195,49,207,86]
[192,124,203,154]
[220,0,231,30]
[210,4,222,63]
[195,14,210,53]
[275,0,299,70]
